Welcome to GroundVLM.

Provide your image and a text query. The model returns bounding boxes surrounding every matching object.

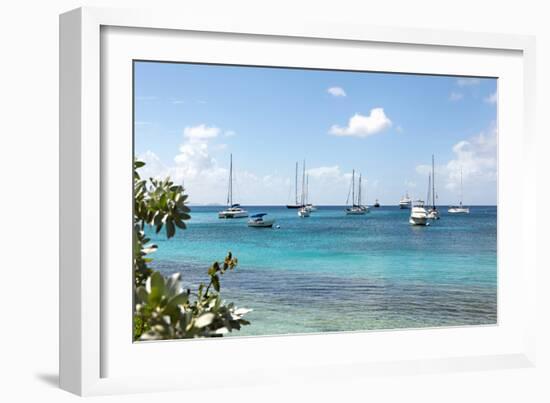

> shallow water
[147,205,497,336]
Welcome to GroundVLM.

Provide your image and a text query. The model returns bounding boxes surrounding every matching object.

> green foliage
[133,160,190,286]
[133,160,251,340]
[134,265,251,340]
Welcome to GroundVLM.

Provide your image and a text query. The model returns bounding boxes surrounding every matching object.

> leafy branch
[132,160,251,340]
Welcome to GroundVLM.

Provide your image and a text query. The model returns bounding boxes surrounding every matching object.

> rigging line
[346,176,352,205]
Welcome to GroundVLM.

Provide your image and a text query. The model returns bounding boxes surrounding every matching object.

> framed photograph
[60,7,537,396]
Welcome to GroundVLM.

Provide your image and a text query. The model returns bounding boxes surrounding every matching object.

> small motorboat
[247,213,275,228]
[374,199,380,208]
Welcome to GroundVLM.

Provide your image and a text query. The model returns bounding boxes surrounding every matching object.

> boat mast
[295,161,298,205]
[460,167,463,206]
[432,154,436,209]
[227,153,233,206]
[426,174,432,204]
[358,173,362,206]
[351,169,355,206]
[302,160,306,207]
[306,174,309,205]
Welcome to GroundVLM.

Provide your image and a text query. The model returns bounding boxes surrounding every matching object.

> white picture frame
[59,6,537,396]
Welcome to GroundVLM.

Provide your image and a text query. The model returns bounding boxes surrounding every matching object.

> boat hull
[410,205,428,225]
[346,207,366,215]
[448,207,470,214]
[248,219,275,227]
[286,204,303,209]
[218,210,249,219]
[409,216,428,225]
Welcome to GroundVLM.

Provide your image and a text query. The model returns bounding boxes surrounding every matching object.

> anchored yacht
[448,168,470,214]
[409,199,429,226]
[218,154,248,219]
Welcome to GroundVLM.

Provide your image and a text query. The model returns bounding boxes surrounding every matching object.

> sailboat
[304,174,317,212]
[427,154,440,219]
[286,161,303,209]
[448,168,470,214]
[374,199,381,208]
[298,161,310,217]
[346,170,367,215]
[218,154,249,219]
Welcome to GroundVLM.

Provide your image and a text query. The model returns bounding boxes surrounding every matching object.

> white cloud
[183,124,220,141]
[327,86,347,97]
[415,124,497,198]
[445,126,497,190]
[456,78,480,87]
[307,165,343,180]
[138,150,168,180]
[329,108,392,138]
[484,92,497,104]
[405,180,417,189]
[449,92,464,101]
[138,125,228,203]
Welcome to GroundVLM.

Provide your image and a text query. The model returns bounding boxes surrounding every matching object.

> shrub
[133,160,251,340]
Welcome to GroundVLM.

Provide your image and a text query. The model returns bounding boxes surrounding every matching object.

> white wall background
[0,1,548,402]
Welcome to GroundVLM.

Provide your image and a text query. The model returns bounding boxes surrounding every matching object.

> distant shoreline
[188,204,498,207]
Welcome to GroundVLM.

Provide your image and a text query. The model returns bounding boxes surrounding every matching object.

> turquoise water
[147,206,497,336]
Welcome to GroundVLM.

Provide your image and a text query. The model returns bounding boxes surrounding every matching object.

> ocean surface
[146,205,497,337]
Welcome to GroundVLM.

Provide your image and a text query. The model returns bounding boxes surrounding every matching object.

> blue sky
[134,61,497,205]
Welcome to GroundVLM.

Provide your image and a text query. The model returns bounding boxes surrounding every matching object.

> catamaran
[399,193,412,209]
[448,168,470,214]
[286,161,303,209]
[409,199,429,226]
[218,154,249,219]
[346,170,367,215]
[298,161,310,217]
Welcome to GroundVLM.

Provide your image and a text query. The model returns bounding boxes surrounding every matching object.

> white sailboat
[346,170,367,215]
[286,161,303,209]
[409,199,429,226]
[427,155,440,220]
[304,174,317,212]
[448,168,470,214]
[298,160,310,217]
[218,154,248,219]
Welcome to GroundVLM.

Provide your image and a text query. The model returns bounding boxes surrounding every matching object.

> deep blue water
[147,205,497,336]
